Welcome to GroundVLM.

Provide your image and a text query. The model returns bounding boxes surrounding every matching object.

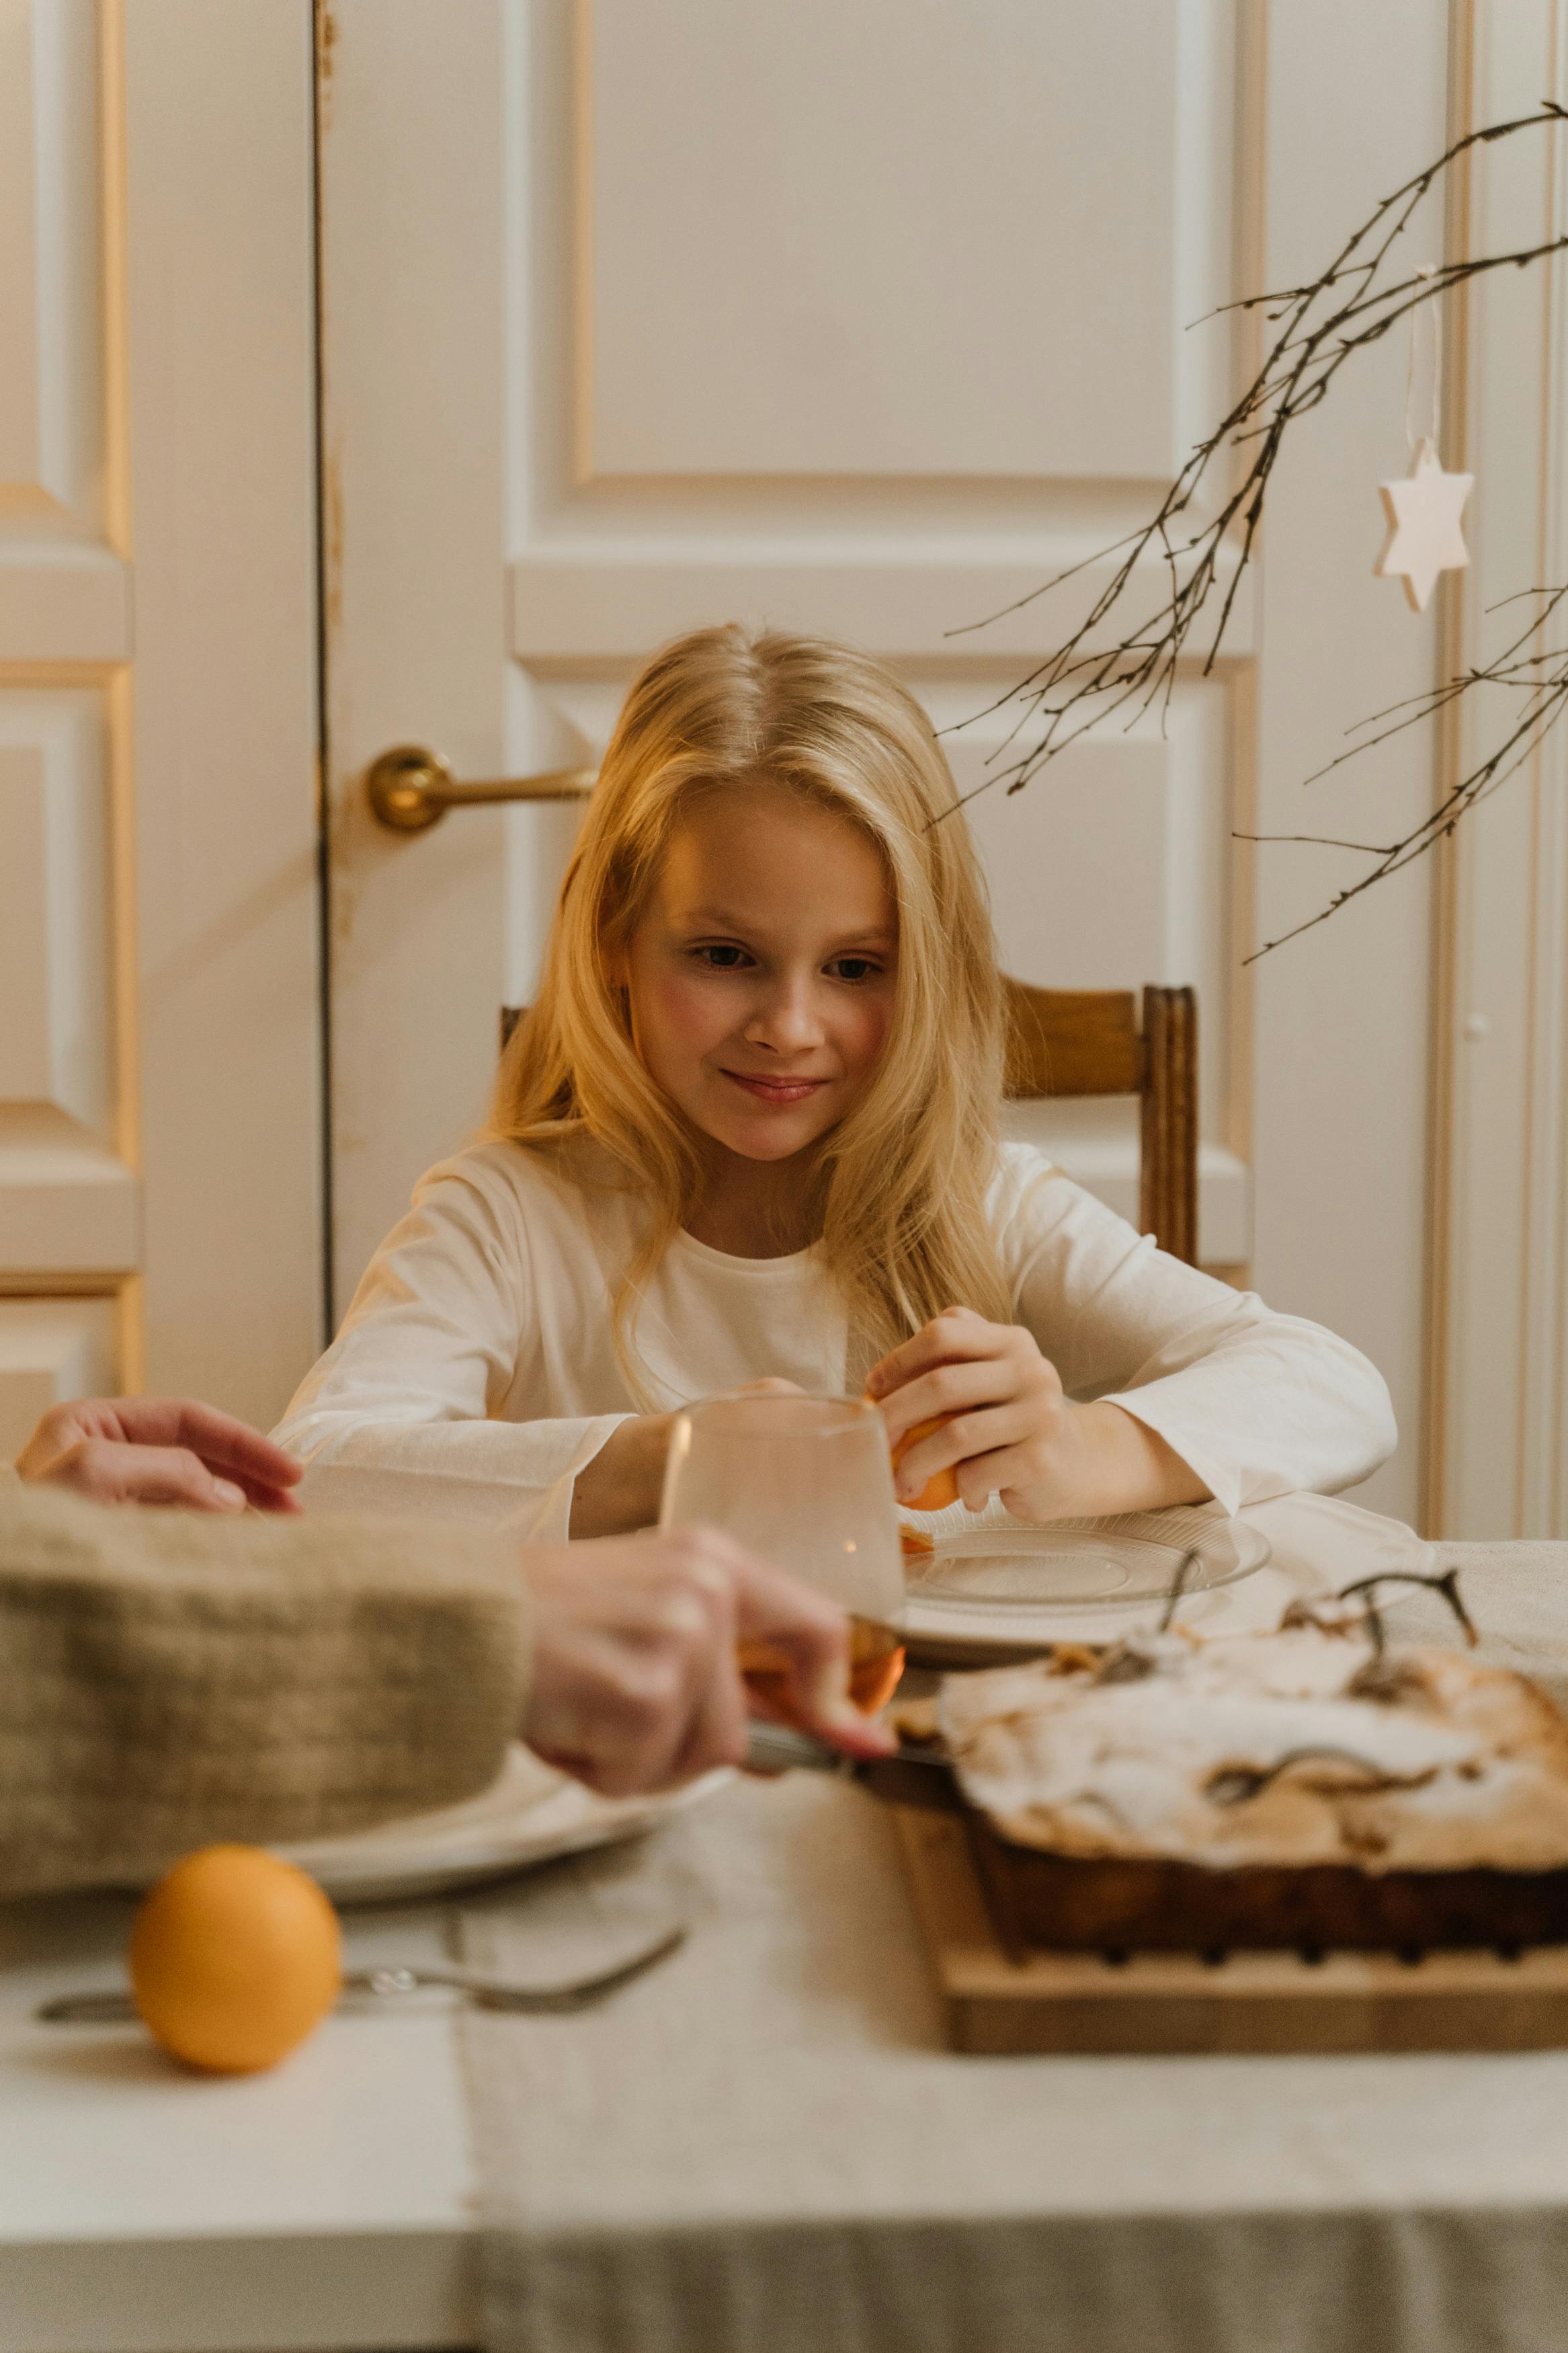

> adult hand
[14,1398,304,1515]
[520,1523,895,1796]
[866,1306,1207,1521]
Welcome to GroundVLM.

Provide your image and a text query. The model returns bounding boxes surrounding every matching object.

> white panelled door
[0,0,136,1454]
[321,0,1451,1522]
[0,1,321,1445]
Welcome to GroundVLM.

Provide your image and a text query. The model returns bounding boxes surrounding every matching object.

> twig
[946,104,1568,949]
[1242,591,1568,958]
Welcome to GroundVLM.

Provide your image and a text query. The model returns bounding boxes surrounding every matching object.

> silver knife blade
[743,1720,960,1810]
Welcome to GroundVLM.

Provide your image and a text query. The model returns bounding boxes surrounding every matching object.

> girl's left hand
[866,1306,1206,1523]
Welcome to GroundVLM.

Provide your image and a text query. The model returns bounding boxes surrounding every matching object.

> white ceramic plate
[901,1503,1272,1654]
[260,1748,728,1906]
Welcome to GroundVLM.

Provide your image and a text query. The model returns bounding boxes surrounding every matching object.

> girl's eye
[827,956,881,984]
[694,944,752,970]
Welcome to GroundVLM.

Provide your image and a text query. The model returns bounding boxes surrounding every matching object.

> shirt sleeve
[0,1484,530,1900]
[1003,1160,1397,1516]
[272,1164,628,1541]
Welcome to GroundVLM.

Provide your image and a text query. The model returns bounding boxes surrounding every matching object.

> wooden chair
[1002,980,1198,1263]
[500,980,1200,1263]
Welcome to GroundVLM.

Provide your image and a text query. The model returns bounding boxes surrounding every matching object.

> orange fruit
[130,1845,341,2075]
[890,1413,960,1513]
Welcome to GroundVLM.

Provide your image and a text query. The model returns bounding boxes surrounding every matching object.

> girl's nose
[744,977,824,1053]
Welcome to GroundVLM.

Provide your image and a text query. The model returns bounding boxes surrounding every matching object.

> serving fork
[35,1920,688,2025]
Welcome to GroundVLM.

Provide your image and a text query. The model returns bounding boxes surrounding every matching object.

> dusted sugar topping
[938,1622,1568,1874]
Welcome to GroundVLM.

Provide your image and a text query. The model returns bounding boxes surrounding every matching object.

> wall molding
[1434,0,1568,1536]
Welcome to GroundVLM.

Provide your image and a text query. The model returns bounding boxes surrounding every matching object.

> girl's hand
[866,1307,1208,1523]
[569,1414,677,1538]
[569,1380,807,1538]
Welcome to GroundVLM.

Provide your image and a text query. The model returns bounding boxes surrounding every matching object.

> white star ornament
[1374,436,1473,612]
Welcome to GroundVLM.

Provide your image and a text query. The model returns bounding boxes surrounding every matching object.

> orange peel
[876,1405,960,1513]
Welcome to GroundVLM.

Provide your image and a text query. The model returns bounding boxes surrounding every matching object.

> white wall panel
[944,673,1246,1266]
[0,686,135,1281]
[940,683,1230,1110]
[509,553,1256,665]
[0,691,112,1129]
[0,1295,115,1458]
[0,1,132,1402]
[124,0,321,1422]
[0,550,130,658]
[0,1115,137,1273]
[586,0,1180,482]
[0,0,106,535]
[0,3,129,671]
[522,0,1237,534]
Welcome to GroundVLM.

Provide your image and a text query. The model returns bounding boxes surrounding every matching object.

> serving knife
[743,1719,961,1810]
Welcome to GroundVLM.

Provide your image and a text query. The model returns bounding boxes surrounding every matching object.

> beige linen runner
[459,1531,1568,2353]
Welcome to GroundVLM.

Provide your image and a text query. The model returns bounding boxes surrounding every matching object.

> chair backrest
[1003,978,1198,1264]
[499,979,1200,1262]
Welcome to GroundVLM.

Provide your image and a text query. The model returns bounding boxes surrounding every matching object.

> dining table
[5,1492,1568,2353]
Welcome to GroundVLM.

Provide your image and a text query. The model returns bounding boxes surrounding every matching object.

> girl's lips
[721,1070,829,1105]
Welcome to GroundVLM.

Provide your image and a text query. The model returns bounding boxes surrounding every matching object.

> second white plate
[902,1503,1272,1652]
[260,1748,728,1906]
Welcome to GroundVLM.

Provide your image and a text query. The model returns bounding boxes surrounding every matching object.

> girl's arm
[871,1162,1396,1523]
[272,1164,632,1541]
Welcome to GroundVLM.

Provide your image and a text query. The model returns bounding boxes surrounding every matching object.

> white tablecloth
[458,1496,1568,2353]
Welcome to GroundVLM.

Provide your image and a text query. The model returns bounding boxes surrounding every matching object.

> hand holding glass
[659,1393,907,1720]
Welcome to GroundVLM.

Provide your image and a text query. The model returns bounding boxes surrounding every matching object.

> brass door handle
[366,744,596,832]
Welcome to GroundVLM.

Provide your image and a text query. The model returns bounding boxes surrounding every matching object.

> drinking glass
[659,1391,907,1716]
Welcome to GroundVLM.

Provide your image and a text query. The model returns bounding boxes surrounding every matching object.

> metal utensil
[1204,1746,1411,1808]
[743,1720,960,1810]
[35,1921,688,2026]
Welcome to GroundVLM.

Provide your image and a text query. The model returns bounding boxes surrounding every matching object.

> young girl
[276,626,1394,1539]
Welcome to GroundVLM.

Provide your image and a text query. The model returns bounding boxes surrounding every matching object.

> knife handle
[743,1720,850,1776]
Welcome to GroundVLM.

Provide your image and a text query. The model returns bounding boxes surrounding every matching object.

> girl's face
[622,783,899,1168]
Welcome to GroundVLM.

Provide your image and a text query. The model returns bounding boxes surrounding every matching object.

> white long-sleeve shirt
[274,1140,1396,1540]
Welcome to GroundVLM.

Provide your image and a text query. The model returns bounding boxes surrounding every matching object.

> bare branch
[949,106,1568,951]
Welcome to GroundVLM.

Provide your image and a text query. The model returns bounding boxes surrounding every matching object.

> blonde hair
[491,625,1009,1389]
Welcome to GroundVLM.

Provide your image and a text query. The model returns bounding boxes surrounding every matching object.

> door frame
[120,0,323,1427]
[1429,0,1568,1536]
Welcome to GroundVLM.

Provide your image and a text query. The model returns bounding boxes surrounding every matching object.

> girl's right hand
[567,1379,807,1538]
[568,1414,677,1538]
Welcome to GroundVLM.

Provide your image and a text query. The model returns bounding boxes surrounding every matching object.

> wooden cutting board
[891,1805,1568,2055]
